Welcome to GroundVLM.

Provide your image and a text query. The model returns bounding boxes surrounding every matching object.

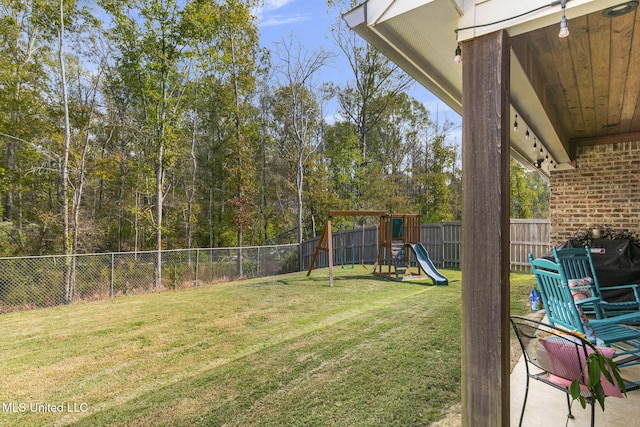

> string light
[511,109,556,170]
[559,0,570,38]
[559,14,569,37]
[454,1,573,35]
[454,1,571,67]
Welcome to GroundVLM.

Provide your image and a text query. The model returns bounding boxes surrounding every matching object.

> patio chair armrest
[575,296,600,306]
[604,284,639,290]
[570,285,594,291]
[602,284,640,302]
[586,310,640,326]
[613,284,640,301]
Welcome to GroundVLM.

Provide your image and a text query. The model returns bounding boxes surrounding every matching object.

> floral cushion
[568,277,594,301]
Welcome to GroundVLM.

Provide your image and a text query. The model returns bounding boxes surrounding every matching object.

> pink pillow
[540,336,622,398]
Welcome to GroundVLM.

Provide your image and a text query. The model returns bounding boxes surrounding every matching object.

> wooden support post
[327,218,333,287]
[306,219,334,287]
[376,216,384,273]
[307,222,329,276]
[309,211,390,284]
[461,30,511,426]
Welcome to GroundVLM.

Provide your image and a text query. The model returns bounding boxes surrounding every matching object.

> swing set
[306,210,425,286]
[338,217,360,270]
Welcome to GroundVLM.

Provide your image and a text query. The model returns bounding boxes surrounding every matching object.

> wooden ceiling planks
[606,10,632,134]
[589,11,613,136]
[568,15,597,138]
[513,7,640,146]
[622,10,640,135]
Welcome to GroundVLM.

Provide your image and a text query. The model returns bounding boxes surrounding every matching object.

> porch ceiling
[514,8,640,144]
[344,0,640,176]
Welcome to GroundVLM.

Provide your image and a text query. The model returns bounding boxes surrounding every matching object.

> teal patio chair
[553,246,640,319]
[528,255,640,365]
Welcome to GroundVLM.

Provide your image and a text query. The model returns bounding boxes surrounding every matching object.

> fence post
[376,224,379,266]
[257,246,261,276]
[110,253,115,298]
[195,249,199,288]
[441,223,445,268]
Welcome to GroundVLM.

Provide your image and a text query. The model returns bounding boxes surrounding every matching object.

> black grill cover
[544,238,640,302]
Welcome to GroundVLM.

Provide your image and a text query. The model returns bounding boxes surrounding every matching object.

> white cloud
[255,0,306,25]
[262,0,298,12]
[261,13,310,27]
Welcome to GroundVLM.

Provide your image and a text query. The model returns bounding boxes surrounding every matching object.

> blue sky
[256,0,462,144]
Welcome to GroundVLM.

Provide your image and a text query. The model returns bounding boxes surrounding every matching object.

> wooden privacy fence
[301,219,550,273]
[510,219,552,272]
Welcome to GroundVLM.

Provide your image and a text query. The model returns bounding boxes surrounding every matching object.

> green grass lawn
[0,267,536,426]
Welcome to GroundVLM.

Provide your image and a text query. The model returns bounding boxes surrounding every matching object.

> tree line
[0,0,548,266]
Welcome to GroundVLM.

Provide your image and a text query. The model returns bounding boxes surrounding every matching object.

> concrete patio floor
[510,345,640,426]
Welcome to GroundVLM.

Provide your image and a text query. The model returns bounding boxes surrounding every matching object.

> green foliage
[573,225,640,246]
[0,0,548,256]
[510,159,549,219]
[416,116,461,223]
[323,122,360,203]
[570,350,626,411]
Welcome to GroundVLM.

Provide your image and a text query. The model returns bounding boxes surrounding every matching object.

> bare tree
[271,36,334,248]
[328,2,413,207]
[56,0,74,302]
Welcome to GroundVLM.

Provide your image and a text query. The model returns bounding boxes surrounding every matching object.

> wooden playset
[306,210,433,286]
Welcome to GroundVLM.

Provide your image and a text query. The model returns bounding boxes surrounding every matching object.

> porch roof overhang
[343,0,640,176]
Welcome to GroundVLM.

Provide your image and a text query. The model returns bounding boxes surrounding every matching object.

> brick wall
[549,141,640,245]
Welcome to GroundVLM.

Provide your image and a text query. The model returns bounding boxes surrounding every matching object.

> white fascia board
[456,0,624,41]
[342,0,395,27]
[345,0,451,26]
[342,3,366,28]
[365,0,435,25]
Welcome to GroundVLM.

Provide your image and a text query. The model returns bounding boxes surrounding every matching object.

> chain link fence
[0,245,299,314]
